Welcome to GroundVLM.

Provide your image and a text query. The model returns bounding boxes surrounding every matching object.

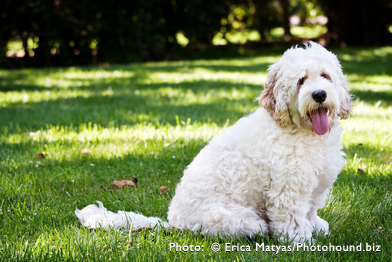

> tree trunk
[280,0,291,37]
[22,37,28,58]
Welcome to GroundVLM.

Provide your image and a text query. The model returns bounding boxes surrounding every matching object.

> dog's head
[259,42,351,135]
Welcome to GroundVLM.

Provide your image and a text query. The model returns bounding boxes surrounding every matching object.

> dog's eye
[321,73,331,81]
[298,77,305,85]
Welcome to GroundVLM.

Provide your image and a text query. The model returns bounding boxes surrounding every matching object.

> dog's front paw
[309,215,329,236]
[271,218,313,243]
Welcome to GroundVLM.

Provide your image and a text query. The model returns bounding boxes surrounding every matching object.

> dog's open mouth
[308,108,329,135]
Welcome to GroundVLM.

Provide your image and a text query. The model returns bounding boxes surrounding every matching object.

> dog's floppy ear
[259,62,291,128]
[337,70,352,119]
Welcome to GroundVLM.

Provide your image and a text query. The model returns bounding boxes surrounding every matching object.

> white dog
[75,42,351,242]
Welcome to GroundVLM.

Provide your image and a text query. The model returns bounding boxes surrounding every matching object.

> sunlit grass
[291,25,327,39]
[0,46,391,261]
[270,25,327,39]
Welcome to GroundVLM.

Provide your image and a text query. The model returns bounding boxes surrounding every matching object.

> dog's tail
[75,201,169,230]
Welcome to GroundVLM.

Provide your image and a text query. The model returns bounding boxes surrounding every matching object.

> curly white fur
[75,42,351,242]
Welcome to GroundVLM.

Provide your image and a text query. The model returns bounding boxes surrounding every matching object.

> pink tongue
[311,108,329,135]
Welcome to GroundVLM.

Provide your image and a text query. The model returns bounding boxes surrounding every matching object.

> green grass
[1,46,392,261]
[271,25,327,39]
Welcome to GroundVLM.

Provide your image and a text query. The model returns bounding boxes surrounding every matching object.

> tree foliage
[319,0,392,45]
[1,0,239,66]
[1,0,391,67]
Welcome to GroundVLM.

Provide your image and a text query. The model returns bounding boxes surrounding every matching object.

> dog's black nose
[312,90,327,103]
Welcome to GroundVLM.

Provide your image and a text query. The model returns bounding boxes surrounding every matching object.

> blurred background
[1,0,392,68]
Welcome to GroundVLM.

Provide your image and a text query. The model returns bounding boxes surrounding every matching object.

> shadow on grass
[0,80,263,134]
[1,47,392,135]
[2,81,390,136]
[0,60,272,92]
[333,47,392,76]
[350,89,392,105]
[2,46,391,91]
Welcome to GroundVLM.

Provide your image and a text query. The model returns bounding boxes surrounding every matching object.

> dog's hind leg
[170,203,269,238]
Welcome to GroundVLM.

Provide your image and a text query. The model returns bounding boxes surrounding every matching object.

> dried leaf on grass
[132,227,152,233]
[37,152,47,158]
[132,176,139,186]
[111,180,135,188]
[357,168,366,175]
[81,149,91,155]
[159,186,167,194]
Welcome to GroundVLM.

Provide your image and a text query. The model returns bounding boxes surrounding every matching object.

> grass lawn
[0,46,391,261]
